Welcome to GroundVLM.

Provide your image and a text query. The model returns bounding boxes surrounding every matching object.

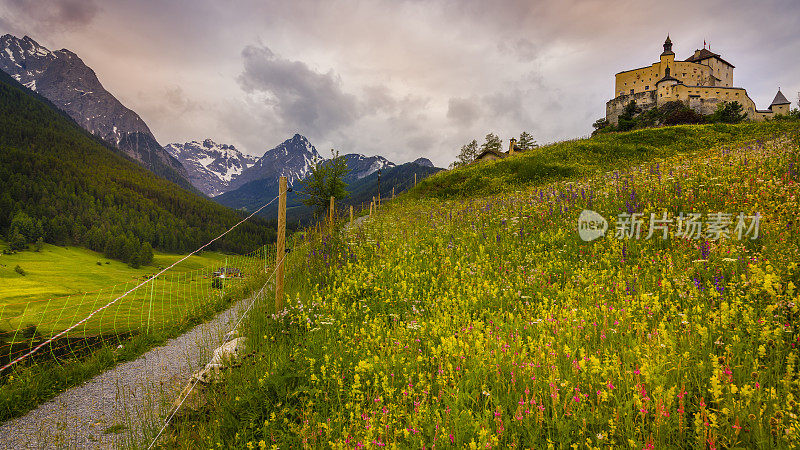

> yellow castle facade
[606,36,790,124]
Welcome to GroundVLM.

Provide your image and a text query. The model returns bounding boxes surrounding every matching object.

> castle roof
[685,48,735,68]
[661,35,674,56]
[656,73,681,85]
[771,89,790,106]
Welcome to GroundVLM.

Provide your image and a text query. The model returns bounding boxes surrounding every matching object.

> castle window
[645,85,649,90]
[630,89,634,94]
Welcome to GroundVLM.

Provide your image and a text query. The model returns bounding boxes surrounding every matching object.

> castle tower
[659,35,675,78]
[769,89,791,115]
[508,138,517,155]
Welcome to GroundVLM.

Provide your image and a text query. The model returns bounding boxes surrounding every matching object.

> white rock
[208,337,247,366]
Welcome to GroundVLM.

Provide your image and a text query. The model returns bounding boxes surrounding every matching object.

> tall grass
[0,245,273,421]
[160,121,800,448]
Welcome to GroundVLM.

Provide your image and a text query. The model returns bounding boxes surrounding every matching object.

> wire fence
[0,190,284,379]
[0,244,276,374]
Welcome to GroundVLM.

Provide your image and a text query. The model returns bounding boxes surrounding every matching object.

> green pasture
[0,242,266,336]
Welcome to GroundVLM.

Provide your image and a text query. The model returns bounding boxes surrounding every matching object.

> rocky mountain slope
[0,34,189,187]
[165,139,258,197]
[341,154,395,180]
[228,134,321,191]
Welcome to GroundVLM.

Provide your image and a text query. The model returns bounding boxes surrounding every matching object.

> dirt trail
[0,296,250,449]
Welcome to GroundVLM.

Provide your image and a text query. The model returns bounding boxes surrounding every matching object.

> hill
[0,69,274,264]
[169,119,800,448]
[414,121,800,199]
[229,160,441,225]
[0,34,191,189]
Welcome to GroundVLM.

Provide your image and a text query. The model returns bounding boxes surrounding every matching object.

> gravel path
[0,293,255,449]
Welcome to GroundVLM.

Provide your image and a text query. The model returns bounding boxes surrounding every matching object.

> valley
[0,4,798,448]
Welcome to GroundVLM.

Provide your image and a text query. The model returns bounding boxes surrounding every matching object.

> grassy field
[414,121,799,199]
[0,242,229,303]
[0,241,274,421]
[0,243,266,337]
[162,120,800,449]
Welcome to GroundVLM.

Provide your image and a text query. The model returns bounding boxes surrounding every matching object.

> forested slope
[0,70,274,264]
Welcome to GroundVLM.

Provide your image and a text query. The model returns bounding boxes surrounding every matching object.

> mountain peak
[0,33,189,185]
[228,134,321,189]
[412,157,434,167]
[166,139,257,196]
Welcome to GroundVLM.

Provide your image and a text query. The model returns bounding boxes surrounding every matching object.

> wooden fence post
[414,173,417,187]
[275,176,287,312]
[350,205,353,225]
[329,196,335,227]
[392,187,395,199]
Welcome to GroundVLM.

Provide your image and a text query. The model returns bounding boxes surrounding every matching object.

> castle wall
[607,39,782,126]
[770,103,790,116]
[614,60,716,98]
[614,64,660,97]
[696,57,733,87]
[607,84,772,125]
[673,61,715,86]
[606,90,658,125]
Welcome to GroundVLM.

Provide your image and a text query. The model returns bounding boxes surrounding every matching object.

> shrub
[14,265,25,276]
[664,107,705,125]
[8,232,27,251]
[710,101,748,124]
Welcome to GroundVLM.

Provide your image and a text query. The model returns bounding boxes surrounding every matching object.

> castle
[606,36,791,124]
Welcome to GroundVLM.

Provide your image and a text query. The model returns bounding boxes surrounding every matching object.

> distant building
[606,36,791,124]
[474,138,529,163]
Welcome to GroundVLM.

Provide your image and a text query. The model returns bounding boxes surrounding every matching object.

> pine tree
[517,131,537,151]
[480,133,502,154]
[453,140,479,168]
[298,150,350,219]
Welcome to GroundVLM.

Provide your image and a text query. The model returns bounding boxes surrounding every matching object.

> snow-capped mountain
[0,34,189,186]
[341,154,395,181]
[165,139,258,197]
[229,134,322,190]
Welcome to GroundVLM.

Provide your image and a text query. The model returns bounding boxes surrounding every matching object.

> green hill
[414,121,800,199]
[168,119,800,448]
[0,70,275,264]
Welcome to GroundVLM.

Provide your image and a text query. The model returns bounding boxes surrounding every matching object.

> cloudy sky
[1,0,798,166]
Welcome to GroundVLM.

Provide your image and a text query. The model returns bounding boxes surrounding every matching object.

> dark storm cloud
[238,44,360,138]
[3,0,98,31]
[447,97,481,127]
[2,0,795,166]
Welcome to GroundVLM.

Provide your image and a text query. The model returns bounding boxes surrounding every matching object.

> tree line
[451,131,537,168]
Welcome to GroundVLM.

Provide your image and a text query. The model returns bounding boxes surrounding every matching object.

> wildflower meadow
[166,122,800,449]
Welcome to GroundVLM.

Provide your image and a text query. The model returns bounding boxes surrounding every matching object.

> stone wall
[606,90,658,125]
